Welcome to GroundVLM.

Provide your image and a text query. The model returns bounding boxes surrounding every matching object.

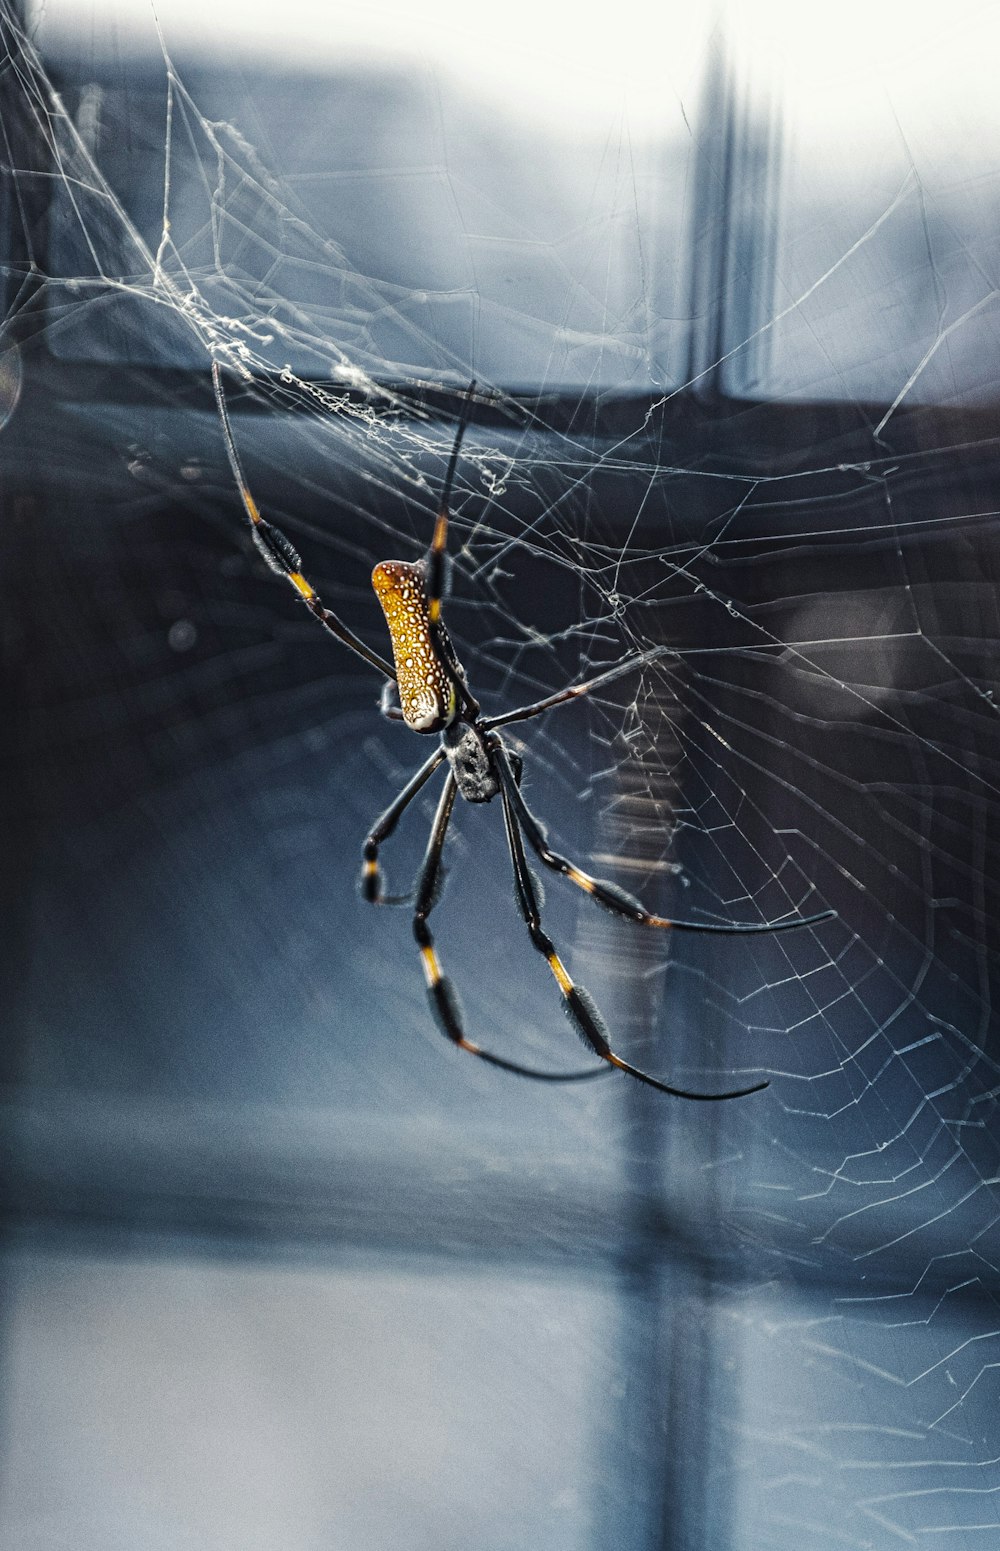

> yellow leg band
[289,571,316,601]
[547,952,574,995]
[421,945,441,985]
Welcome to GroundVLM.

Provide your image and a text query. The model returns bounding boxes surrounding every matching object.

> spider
[211,367,832,1099]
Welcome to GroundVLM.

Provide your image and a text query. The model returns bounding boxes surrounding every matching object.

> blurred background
[2,1,1000,1546]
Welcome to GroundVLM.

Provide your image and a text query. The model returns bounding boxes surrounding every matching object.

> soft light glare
[746,0,1000,155]
[34,0,711,135]
[34,0,1000,148]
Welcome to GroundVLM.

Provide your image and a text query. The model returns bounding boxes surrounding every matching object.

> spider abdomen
[372,560,459,733]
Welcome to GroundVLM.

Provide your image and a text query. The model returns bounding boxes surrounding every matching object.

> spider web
[2,2,1000,1547]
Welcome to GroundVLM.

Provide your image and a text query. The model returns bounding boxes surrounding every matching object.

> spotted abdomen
[372,560,458,733]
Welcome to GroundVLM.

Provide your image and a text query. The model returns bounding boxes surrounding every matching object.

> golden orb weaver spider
[211,367,832,1098]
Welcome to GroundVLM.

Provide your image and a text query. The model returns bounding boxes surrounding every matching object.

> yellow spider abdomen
[372,560,457,733]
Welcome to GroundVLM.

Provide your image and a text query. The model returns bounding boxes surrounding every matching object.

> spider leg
[424,382,474,627]
[378,680,407,723]
[494,742,766,1101]
[484,647,672,732]
[422,383,481,720]
[413,773,610,1083]
[361,747,447,905]
[212,363,397,682]
[492,741,833,935]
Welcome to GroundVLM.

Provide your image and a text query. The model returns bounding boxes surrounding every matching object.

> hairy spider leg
[212,363,396,682]
[422,382,480,720]
[412,772,610,1083]
[493,743,832,935]
[360,747,447,904]
[494,748,765,1100]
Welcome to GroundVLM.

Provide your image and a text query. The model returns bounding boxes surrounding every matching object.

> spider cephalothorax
[213,365,833,1098]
